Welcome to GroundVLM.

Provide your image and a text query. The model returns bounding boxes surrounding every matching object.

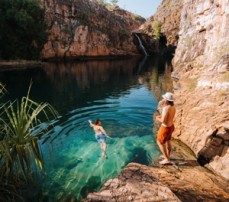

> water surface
[0,56,173,201]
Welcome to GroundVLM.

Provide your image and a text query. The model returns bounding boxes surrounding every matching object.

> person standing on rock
[88,119,110,158]
[156,92,176,164]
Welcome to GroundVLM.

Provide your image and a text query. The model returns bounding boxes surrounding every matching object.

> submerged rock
[84,140,229,201]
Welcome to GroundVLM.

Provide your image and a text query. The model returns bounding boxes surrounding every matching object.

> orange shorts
[157,125,175,144]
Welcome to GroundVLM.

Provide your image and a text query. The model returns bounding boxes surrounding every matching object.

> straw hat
[162,92,174,102]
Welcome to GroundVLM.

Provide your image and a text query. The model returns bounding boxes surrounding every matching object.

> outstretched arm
[100,126,110,138]
[88,120,94,127]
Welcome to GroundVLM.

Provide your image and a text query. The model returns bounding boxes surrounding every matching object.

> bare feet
[159,159,171,165]
[101,152,107,158]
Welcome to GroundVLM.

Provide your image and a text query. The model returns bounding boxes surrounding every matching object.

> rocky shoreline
[84,139,229,201]
[0,60,43,71]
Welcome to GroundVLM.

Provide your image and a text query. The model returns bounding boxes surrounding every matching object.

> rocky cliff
[38,0,229,200]
[39,0,145,60]
[136,0,183,55]
[140,0,229,181]
[122,0,229,182]
[172,0,229,180]
[83,0,229,200]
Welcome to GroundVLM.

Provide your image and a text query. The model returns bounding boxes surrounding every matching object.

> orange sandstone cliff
[142,0,229,180]
[40,0,145,60]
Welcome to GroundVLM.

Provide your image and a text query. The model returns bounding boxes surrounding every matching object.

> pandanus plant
[0,82,57,182]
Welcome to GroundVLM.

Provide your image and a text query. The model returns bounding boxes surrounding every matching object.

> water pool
[0,56,173,201]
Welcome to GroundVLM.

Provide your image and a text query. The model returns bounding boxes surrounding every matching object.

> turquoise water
[0,56,172,201]
[40,86,159,201]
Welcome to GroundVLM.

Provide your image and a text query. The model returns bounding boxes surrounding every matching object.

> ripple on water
[38,86,160,201]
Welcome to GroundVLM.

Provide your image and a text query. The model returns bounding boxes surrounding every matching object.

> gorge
[58,0,229,201]
[0,0,228,201]
[42,0,228,182]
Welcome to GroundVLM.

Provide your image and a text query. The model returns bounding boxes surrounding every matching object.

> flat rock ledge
[84,141,229,202]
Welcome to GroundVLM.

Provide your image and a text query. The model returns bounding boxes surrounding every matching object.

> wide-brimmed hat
[162,92,174,102]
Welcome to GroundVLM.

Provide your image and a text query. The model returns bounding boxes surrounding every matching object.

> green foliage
[96,0,107,6]
[153,21,162,40]
[110,0,118,6]
[0,180,22,202]
[0,0,48,60]
[0,83,57,181]
[0,84,6,99]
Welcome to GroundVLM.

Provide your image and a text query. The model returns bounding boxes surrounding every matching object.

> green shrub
[0,0,48,60]
[153,21,161,40]
[0,82,57,184]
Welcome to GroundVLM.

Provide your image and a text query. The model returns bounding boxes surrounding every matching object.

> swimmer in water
[88,119,110,158]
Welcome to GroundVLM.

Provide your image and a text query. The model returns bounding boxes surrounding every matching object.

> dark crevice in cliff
[197,128,229,166]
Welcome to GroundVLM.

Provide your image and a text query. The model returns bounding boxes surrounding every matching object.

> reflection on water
[0,56,173,201]
[0,56,172,113]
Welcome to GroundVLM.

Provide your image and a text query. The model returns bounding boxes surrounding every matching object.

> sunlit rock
[40,0,145,60]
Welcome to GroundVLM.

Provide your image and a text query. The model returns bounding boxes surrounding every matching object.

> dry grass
[187,78,198,91]
[220,72,229,82]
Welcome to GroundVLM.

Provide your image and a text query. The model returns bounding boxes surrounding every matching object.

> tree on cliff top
[0,0,48,60]
[111,0,119,6]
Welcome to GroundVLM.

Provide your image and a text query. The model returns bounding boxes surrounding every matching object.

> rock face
[133,0,229,182]
[137,0,183,54]
[172,0,229,179]
[40,0,145,60]
[85,163,181,202]
[84,141,229,202]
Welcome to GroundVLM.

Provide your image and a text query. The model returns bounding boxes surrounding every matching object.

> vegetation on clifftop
[0,0,48,60]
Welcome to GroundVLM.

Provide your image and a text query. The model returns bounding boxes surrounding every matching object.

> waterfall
[135,34,148,56]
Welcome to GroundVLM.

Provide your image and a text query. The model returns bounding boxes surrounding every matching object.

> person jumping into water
[88,119,110,158]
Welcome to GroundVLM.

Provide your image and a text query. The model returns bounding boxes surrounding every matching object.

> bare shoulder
[163,105,176,114]
[163,105,170,111]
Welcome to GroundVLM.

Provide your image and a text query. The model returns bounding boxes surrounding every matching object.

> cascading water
[135,34,149,56]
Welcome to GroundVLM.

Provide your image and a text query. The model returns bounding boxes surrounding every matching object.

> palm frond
[0,83,6,98]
